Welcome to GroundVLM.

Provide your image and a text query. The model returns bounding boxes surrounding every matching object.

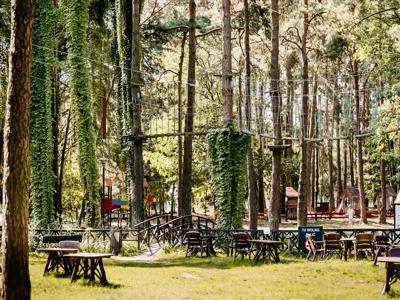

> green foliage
[323,34,348,61]
[29,0,56,228]
[207,127,250,229]
[64,0,99,227]
[62,162,84,222]
[120,242,140,256]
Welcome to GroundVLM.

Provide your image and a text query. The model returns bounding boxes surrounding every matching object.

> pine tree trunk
[307,73,318,211]
[353,60,367,223]
[328,140,334,211]
[268,0,282,234]
[131,0,144,223]
[222,0,233,125]
[334,78,342,208]
[243,0,257,230]
[177,32,187,216]
[297,0,309,226]
[1,0,34,298]
[379,159,386,224]
[182,0,196,216]
[349,128,355,187]
[343,144,348,190]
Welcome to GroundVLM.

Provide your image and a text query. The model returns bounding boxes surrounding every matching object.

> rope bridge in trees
[122,67,400,144]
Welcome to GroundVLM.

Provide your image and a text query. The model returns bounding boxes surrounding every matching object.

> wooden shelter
[285,187,299,220]
[376,187,397,211]
[338,187,360,213]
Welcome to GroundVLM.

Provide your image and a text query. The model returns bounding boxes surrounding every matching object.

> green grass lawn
[30,251,400,300]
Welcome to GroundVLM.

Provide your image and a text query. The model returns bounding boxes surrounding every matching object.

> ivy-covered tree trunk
[208,0,249,229]
[182,0,196,216]
[65,0,99,227]
[1,0,34,298]
[243,0,257,230]
[131,0,145,224]
[30,0,55,228]
[208,129,249,229]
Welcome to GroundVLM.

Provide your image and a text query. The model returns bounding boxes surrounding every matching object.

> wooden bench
[38,234,83,276]
[42,234,83,246]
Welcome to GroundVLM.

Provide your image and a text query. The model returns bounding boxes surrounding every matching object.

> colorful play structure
[99,178,129,227]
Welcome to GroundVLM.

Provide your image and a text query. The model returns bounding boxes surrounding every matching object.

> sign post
[298,226,323,253]
[394,192,400,244]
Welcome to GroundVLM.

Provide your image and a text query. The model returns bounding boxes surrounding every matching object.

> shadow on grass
[107,255,302,270]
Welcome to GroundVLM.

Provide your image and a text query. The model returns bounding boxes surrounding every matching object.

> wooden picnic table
[37,248,78,276]
[340,237,356,261]
[248,240,283,263]
[377,256,400,294]
[373,244,390,266]
[64,253,112,285]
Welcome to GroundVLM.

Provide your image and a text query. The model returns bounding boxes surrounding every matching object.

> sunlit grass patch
[30,253,399,300]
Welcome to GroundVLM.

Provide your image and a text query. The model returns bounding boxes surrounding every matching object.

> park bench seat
[42,234,83,246]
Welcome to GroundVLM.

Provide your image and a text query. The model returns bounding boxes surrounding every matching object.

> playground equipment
[99,178,129,227]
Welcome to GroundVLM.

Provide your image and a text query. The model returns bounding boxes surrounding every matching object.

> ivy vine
[64,0,99,227]
[207,126,250,229]
[29,0,55,228]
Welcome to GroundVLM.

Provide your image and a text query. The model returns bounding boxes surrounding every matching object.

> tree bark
[334,78,342,208]
[324,89,334,211]
[268,0,282,234]
[1,0,34,298]
[379,159,386,224]
[353,59,367,223]
[222,0,233,125]
[297,0,309,226]
[131,0,144,223]
[349,128,355,187]
[52,67,62,222]
[307,72,318,211]
[243,0,257,230]
[177,32,187,216]
[182,0,196,216]
[57,109,71,221]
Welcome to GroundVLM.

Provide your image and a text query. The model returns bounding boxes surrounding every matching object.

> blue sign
[298,226,323,252]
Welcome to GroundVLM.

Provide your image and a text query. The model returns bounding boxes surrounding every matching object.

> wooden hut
[285,187,299,220]
[376,187,397,211]
[338,187,360,213]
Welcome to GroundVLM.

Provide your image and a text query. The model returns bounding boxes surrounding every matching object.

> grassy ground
[31,250,400,300]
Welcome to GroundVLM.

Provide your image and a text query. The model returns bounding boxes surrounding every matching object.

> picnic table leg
[262,244,267,263]
[382,262,393,294]
[44,253,53,274]
[273,246,280,263]
[70,258,81,283]
[98,259,109,285]
[83,258,90,279]
[373,248,379,267]
[89,258,96,285]
[342,242,348,261]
